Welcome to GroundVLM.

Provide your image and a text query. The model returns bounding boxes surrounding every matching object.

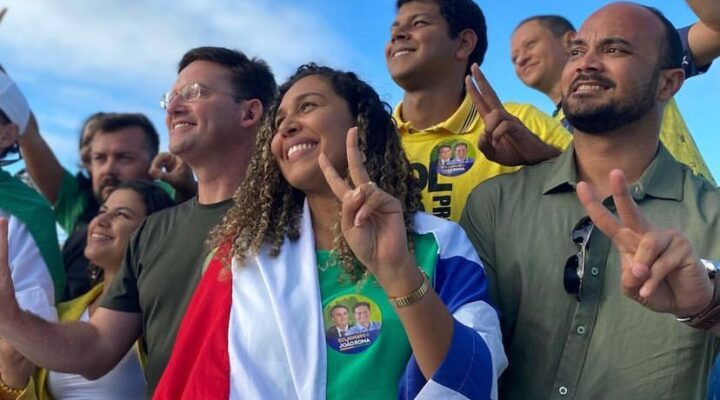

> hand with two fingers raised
[576,169,713,317]
[317,127,418,289]
[465,63,560,166]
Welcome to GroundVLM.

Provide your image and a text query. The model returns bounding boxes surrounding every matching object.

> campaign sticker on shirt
[324,294,382,354]
[430,140,476,177]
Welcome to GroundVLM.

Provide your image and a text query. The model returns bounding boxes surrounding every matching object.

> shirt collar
[542,143,685,202]
[393,93,478,135]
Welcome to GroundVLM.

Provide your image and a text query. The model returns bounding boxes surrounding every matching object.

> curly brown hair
[211,64,422,282]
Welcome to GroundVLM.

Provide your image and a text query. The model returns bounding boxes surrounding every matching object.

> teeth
[393,49,413,57]
[91,233,112,241]
[287,143,317,158]
[576,84,605,91]
[174,122,191,129]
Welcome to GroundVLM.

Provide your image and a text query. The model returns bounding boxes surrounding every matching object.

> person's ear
[455,28,478,61]
[239,99,264,128]
[562,31,575,51]
[657,68,684,101]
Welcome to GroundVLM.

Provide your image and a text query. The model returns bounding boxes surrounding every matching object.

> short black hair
[179,46,277,109]
[329,304,349,317]
[516,15,575,37]
[396,0,487,73]
[641,6,683,69]
[95,113,159,160]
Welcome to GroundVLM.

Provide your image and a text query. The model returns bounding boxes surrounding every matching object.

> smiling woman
[152,64,506,400]
[0,180,174,400]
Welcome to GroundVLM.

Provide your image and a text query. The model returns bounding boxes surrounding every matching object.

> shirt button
[591,267,599,276]
[559,386,568,395]
[576,325,586,335]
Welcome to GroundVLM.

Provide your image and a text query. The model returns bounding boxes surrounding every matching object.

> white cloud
[0,0,356,87]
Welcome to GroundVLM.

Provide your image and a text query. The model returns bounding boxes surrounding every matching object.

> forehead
[103,188,144,211]
[280,75,338,107]
[91,127,148,153]
[512,20,556,47]
[332,307,347,314]
[395,0,442,22]
[577,4,661,53]
[174,60,233,91]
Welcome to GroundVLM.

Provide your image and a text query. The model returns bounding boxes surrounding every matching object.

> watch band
[680,271,720,330]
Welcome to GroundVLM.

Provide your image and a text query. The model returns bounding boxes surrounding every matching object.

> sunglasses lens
[564,255,581,294]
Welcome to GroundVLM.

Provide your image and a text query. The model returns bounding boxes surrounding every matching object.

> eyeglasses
[160,82,238,110]
[563,216,595,300]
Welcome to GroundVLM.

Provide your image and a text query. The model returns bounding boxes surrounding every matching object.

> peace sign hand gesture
[318,127,416,284]
[465,63,559,166]
[576,170,713,317]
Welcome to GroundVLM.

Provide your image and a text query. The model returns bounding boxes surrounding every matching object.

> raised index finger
[346,127,371,187]
[469,63,503,111]
[608,169,650,234]
[576,181,622,239]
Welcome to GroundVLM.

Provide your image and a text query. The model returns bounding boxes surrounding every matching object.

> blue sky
[1,0,718,178]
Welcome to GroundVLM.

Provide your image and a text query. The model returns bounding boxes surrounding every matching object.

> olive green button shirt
[460,145,720,400]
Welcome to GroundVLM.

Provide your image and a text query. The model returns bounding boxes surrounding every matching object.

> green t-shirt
[318,233,437,399]
[102,197,232,395]
[0,169,65,301]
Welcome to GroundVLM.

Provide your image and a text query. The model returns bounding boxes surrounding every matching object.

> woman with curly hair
[155,64,506,400]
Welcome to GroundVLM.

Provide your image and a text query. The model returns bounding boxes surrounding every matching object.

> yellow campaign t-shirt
[555,99,715,185]
[396,94,572,222]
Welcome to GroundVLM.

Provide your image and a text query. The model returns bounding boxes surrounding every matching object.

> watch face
[701,259,718,278]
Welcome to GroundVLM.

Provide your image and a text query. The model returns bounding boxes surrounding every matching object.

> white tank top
[47,308,146,400]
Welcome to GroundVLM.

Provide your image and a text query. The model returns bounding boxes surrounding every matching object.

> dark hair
[396,0,487,73]
[95,113,160,160]
[353,302,371,312]
[516,15,575,37]
[0,108,17,159]
[330,304,349,316]
[211,63,422,283]
[439,144,451,151]
[179,47,277,109]
[88,180,174,285]
[641,6,683,69]
[454,142,467,149]
[112,180,175,215]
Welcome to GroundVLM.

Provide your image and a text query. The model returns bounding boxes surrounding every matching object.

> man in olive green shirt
[460,4,720,399]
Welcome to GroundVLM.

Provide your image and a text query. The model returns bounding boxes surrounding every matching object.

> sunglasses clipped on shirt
[563,216,595,301]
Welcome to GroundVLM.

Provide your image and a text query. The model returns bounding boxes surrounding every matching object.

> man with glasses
[460,3,720,399]
[0,47,276,397]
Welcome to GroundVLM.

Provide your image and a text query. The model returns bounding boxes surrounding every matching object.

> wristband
[388,270,430,308]
[678,260,720,330]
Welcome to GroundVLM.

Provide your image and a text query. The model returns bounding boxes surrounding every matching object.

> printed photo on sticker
[324,295,382,354]
[430,140,475,177]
